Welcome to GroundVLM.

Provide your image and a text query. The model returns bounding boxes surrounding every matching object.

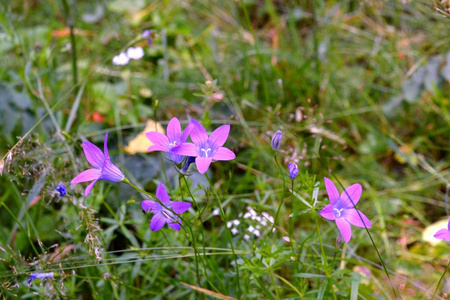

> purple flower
[141,183,191,231]
[70,132,124,197]
[320,177,371,243]
[271,130,282,150]
[172,119,236,174]
[434,218,450,242]
[55,183,67,197]
[141,30,151,39]
[145,117,193,164]
[181,156,196,174]
[288,162,299,180]
[28,272,54,284]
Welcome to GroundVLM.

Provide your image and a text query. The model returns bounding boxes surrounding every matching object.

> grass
[1,0,450,298]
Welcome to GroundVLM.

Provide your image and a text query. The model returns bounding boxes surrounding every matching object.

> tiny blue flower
[28,272,54,284]
[55,183,67,197]
[288,162,299,180]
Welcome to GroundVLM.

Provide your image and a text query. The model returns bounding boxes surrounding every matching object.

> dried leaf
[180,282,237,300]
[124,120,165,154]
[422,219,448,246]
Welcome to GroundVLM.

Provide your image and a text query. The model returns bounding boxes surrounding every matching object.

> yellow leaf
[422,219,449,246]
[124,120,165,154]
[180,282,237,300]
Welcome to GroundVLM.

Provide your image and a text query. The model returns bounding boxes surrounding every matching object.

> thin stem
[272,153,286,232]
[205,173,242,298]
[432,260,450,299]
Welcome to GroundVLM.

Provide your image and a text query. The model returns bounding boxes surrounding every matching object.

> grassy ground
[1,0,450,299]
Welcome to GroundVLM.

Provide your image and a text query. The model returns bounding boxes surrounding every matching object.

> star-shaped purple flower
[70,132,124,197]
[145,117,193,164]
[320,177,371,243]
[172,119,235,174]
[434,217,450,242]
[142,183,191,231]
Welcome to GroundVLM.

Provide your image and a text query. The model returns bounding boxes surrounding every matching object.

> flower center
[200,148,212,157]
[169,141,178,148]
[161,209,177,222]
[333,208,344,218]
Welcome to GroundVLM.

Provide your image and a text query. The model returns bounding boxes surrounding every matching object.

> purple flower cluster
[146,118,235,174]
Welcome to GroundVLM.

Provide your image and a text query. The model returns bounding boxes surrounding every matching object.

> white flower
[233,220,240,226]
[253,230,260,237]
[231,228,238,235]
[126,47,144,60]
[227,221,232,228]
[243,234,250,240]
[212,208,220,216]
[282,236,290,243]
[247,225,255,233]
[112,52,129,65]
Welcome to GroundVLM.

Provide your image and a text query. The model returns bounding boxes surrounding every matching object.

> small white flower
[253,230,260,237]
[112,52,129,65]
[212,208,220,216]
[256,225,261,229]
[243,212,251,219]
[231,228,238,235]
[126,47,144,60]
[227,221,232,228]
[282,236,290,243]
[247,225,255,233]
[233,220,240,226]
[243,234,250,240]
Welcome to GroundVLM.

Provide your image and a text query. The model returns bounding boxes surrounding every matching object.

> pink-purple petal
[447,218,450,230]
[320,204,336,220]
[171,143,198,156]
[101,159,124,182]
[341,183,362,206]
[104,132,109,158]
[180,122,194,143]
[171,201,191,214]
[156,183,171,204]
[84,178,100,197]
[324,177,340,204]
[189,120,209,147]
[434,228,450,242]
[335,218,352,243]
[195,157,212,174]
[148,144,169,152]
[70,168,101,184]
[168,222,181,231]
[208,124,230,149]
[142,200,162,213]
[167,117,181,143]
[145,131,169,150]
[213,147,235,161]
[342,209,372,228]
[82,141,105,169]
[150,213,166,231]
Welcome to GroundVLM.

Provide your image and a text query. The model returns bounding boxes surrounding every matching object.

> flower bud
[271,130,282,150]
[288,162,299,180]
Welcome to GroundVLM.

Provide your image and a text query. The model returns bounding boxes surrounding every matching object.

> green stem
[432,260,450,299]
[205,173,242,298]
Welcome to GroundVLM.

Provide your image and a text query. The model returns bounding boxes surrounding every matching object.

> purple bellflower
[145,117,193,164]
[434,217,450,242]
[141,183,191,231]
[320,177,371,243]
[70,132,124,197]
[288,162,299,180]
[28,272,54,284]
[172,119,236,174]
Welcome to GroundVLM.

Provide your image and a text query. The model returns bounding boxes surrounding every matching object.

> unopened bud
[271,130,282,150]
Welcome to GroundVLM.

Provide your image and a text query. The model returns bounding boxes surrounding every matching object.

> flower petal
[171,143,198,157]
[195,157,212,174]
[448,217,450,230]
[434,229,450,242]
[85,178,100,197]
[156,183,171,204]
[141,200,162,213]
[189,120,209,147]
[167,117,181,143]
[180,122,194,143]
[340,183,362,207]
[150,213,166,231]
[320,204,336,220]
[324,177,340,204]
[171,202,191,214]
[101,159,124,182]
[71,168,101,184]
[145,131,169,151]
[342,209,372,228]
[208,124,230,149]
[148,144,168,152]
[82,141,105,169]
[104,132,109,158]
[213,147,235,161]
[168,222,181,231]
[335,218,352,243]
[169,152,184,164]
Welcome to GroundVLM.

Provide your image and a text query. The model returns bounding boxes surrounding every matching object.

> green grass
[1,0,450,299]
